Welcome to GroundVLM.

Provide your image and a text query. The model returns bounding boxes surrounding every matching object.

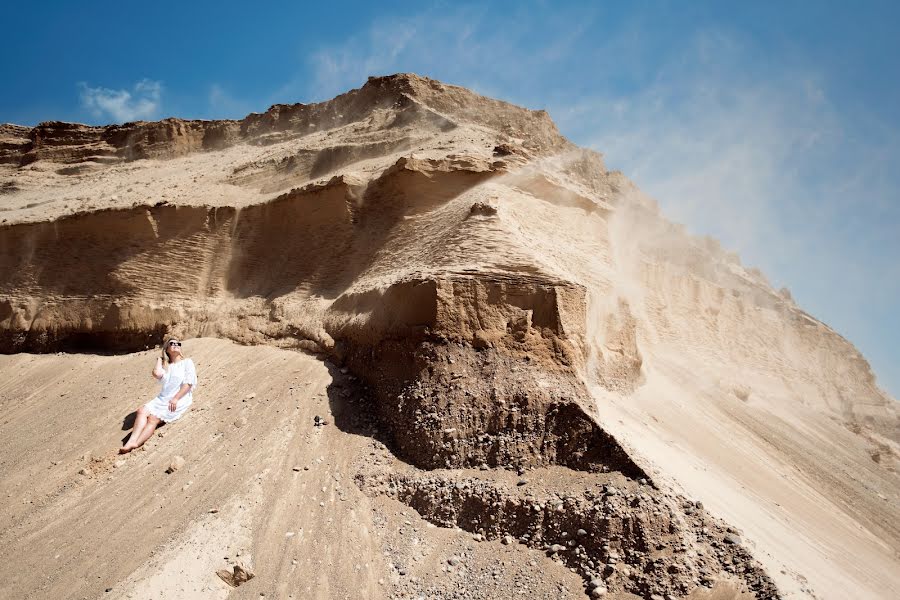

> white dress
[144,358,197,422]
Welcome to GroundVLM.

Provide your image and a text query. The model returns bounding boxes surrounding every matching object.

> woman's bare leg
[121,406,150,453]
[132,415,161,449]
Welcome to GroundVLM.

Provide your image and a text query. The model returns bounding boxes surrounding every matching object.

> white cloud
[78,79,162,123]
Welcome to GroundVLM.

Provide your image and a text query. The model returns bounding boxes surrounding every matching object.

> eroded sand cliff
[0,74,897,600]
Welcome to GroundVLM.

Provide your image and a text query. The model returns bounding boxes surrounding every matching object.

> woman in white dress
[119,337,197,454]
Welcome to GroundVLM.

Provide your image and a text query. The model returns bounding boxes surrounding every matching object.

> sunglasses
[168,341,182,347]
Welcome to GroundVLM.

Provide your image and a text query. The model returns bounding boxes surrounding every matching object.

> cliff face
[0,73,897,600]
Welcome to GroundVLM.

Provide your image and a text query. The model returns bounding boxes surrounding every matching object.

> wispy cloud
[78,79,162,123]
[208,83,252,119]
[305,16,422,101]
[274,5,596,105]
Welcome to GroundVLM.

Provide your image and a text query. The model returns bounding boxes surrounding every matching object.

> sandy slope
[0,339,591,600]
[594,362,900,599]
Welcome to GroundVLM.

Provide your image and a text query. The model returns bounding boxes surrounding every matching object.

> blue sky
[3,1,898,398]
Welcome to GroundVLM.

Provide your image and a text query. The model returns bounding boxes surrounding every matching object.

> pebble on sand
[165,455,185,474]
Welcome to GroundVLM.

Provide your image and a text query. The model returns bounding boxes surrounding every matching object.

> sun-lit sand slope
[1,74,897,599]
[0,339,590,600]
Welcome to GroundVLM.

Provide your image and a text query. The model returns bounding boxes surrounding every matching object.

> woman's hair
[161,336,188,365]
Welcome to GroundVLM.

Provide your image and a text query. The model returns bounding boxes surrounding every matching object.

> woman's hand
[152,357,165,380]
[168,386,190,413]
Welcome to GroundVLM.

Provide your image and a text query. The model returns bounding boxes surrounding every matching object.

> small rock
[216,564,255,588]
[517,479,528,486]
[492,144,515,157]
[234,417,247,428]
[314,415,327,427]
[209,508,219,514]
[576,529,587,537]
[447,555,461,566]
[549,544,566,553]
[165,455,185,474]
[292,467,301,472]
[590,587,607,597]
[501,535,514,545]
[78,467,91,476]
[724,533,742,545]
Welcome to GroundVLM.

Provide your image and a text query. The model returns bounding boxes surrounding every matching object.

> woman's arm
[152,357,165,380]
[168,383,192,412]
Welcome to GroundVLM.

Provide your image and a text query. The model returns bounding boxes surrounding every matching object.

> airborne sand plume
[0,74,897,599]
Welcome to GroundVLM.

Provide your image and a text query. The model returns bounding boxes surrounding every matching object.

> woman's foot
[118,445,134,454]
